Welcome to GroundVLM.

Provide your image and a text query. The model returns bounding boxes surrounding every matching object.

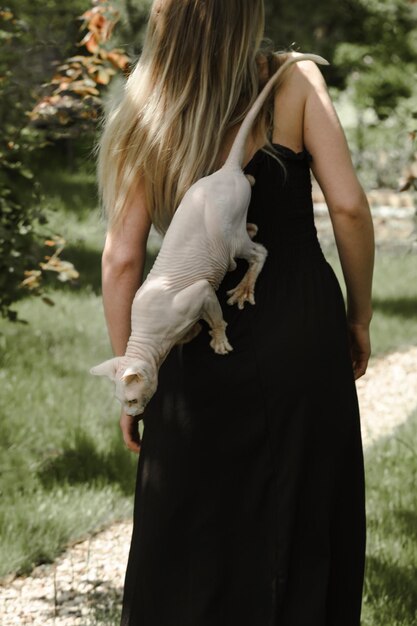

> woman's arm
[297,61,375,378]
[101,180,152,452]
[102,180,152,356]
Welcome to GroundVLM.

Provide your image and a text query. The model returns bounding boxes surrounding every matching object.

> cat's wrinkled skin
[90,53,329,417]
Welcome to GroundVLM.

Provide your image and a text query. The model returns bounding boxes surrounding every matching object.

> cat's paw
[226,279,255,309]
[209,330,233,355]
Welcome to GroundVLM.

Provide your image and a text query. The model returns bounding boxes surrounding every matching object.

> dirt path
[357,346,417,447]
[2,346,417,625]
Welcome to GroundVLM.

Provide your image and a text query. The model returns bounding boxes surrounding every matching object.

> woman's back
[119,58,367,626]
[96,4,374,625]
[218,52,308,167]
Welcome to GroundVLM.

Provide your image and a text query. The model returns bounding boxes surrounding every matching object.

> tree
[0,9,51,320]
[29,0,131,139]
[0,2,140,321]
[3,0,89,118]
[333,0,417,118]
[264,0,417,119]
[0,6,97,320]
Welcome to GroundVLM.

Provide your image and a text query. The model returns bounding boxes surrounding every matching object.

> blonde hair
[98,0,280,234]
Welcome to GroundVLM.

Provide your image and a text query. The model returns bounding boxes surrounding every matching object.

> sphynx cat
[90,53,328,416]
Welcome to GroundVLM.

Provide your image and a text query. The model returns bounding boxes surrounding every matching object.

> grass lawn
[0,290,136,577]
[362,409,417,626]
[325,246,417,356]
[0,162,416,608]
[0,163,138,579]
[88,410,417,626]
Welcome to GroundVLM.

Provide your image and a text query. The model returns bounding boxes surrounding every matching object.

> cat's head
[90,357,157,416]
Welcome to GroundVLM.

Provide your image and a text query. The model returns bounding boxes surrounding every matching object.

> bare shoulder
[272,50,328,150]
[275,50,328,94]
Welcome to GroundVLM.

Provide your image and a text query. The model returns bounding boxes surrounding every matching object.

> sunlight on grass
[0,292,137,578]
[1,485,132,578]
[362,409,417,626]
[0,163,416,582]
[43,201,106,256]
[326,248,417,356]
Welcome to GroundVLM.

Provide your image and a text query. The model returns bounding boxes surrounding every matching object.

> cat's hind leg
[173,280,232,354]
[227,239,267,309]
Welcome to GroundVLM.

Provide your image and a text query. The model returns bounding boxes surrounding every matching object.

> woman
[97,1,374,624]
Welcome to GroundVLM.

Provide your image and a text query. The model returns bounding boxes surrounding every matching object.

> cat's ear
[121,363,144,385]
[90,357,121,381]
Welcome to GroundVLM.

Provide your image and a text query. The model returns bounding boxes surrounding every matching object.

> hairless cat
[90,53,328,416]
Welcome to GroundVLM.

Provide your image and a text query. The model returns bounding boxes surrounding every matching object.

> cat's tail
[223,53,329,171]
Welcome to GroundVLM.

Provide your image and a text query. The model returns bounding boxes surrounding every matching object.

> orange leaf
[55,80,71,92]
[85,36,100,54]
[70,83,100,96]
[89,13,106,32]
[95,68,112,85]
[19,270,42,290]
[67,55,89,64]
[107,51,130,70]
[80,30,100,53]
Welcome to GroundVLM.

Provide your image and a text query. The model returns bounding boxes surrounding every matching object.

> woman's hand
[347,321,371,380]
[120,408,141,454]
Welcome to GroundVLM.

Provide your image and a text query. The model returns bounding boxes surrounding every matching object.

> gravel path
[357,346,417,447]
[1,345,417,626]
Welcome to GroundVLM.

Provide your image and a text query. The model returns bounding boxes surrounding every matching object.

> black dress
[120,143,366,626]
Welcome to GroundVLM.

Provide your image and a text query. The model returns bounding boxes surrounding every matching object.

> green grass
[326,247,417,356]
[89,412,417,626]
[20,410,416,626]
[88,598,124,626]
[0,162,416,591]
[362,409,417,626]
[0,291,137,577]
[87,411,417,626]
[0,162,139,579]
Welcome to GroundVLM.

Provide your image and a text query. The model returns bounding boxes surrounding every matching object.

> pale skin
[102,56,374,453]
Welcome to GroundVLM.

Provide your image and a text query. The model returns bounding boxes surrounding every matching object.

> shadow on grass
[372,296,417,319]
[35,151,98,217]
[365,555,417,621]
[46,247,159,295]
[65,244,102,294]
[37,428,138,495]
[88,584,123,626]
[394,509,417,544]
[40,575,122,625]
[43,251,417,314]
[35,244,102,295]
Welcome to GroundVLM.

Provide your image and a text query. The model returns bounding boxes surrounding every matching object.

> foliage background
[1,0,416,318]
[0,1,416,624]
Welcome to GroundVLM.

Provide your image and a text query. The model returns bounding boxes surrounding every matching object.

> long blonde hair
[98,0,279,234]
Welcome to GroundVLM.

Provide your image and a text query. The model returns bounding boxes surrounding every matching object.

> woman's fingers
[120,410,141,454]
[348,321,371,381]
[352,357,369,380]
